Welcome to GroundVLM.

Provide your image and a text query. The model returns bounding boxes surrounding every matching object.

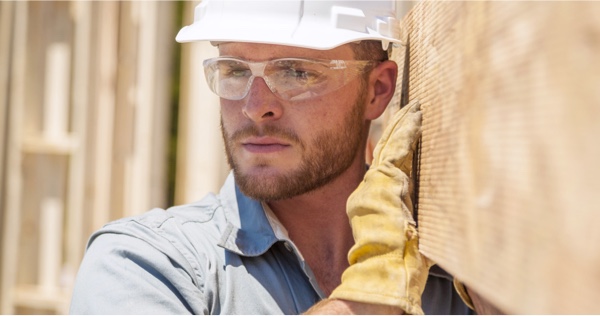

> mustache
[228,123,302,146]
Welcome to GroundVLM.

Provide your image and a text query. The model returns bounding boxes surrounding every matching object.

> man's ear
[364,60,398,120]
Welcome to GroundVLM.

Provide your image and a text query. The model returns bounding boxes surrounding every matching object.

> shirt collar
[217,172,281,257]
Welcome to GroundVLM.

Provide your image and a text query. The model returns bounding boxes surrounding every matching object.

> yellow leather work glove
[330,100,432,315]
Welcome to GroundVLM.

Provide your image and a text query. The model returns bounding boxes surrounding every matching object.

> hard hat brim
[176,23,401,50]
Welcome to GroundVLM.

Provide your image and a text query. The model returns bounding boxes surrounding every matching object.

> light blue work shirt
[70,172,472,314]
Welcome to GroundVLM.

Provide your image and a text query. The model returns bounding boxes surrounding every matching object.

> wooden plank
[109,1,135,217]
[91,1,118,230]
[0,2,27,314]
[393,2,600,313]
[148,1,175,210]
[13,2,45,307]
[0,1,12,213]
[125,1,157,216]
[38,198,63,290]
[64,0,91,288]
[21,136,76,155]
[42,42,70,141]
[0,2,14,312]
[13,284,69,313]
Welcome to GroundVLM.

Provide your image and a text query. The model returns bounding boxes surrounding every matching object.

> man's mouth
[242,136,291,154]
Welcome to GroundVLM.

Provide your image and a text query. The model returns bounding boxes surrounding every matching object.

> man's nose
[242,77,283,122]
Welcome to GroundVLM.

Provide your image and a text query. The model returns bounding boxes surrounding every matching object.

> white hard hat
[176,0,401,50]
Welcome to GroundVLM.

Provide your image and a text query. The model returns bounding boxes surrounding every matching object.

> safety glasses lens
[204,58,371,101]
[204,59,252,100]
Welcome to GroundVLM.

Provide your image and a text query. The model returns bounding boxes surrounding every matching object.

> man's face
[218,43,369,201]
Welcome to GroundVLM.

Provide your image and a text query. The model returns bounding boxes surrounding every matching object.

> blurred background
[0,1,415,314]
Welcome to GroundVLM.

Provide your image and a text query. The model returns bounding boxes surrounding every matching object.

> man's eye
[283,68,317,81]
[287,69,307,79]
[225,68,251,77]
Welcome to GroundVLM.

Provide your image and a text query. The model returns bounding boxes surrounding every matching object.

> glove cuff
[330,250,435,315]
[330,289,424,315]
[330,235,429,315]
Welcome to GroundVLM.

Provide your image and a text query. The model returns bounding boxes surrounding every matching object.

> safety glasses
[202,57,378,101]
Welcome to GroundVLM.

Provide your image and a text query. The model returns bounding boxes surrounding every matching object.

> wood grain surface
[390,2,600,313]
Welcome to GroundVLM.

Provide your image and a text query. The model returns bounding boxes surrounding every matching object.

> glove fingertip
[404,99,421,111]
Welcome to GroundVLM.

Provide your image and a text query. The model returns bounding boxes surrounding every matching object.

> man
[70,1,475,314]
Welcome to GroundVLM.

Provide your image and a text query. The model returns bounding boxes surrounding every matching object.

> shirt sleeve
[69,232,208,314]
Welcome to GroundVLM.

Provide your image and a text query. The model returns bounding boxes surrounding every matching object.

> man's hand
[328,100,432,315]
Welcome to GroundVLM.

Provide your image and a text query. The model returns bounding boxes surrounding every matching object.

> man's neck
[265,160,367,296]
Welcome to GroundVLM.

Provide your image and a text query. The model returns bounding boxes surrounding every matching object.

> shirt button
[284,242,293,252]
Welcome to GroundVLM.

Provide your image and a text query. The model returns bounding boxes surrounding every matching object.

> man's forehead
[217,42,356,61]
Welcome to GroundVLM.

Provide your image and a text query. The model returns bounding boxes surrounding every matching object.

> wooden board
[0,2,27,313]
[392,2,600,314]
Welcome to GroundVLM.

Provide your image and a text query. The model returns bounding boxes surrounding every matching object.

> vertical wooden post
[148,1,174,210]
[124,1,157,215]
[36,41,70,295]
[91,1,118,230]
[42,43,70,141]
[0,2,13,312]
[64,0,91,287]
[0,2,12,211]
[0,2,27,314]
[38,198,63,290]
[122,1,173,215]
